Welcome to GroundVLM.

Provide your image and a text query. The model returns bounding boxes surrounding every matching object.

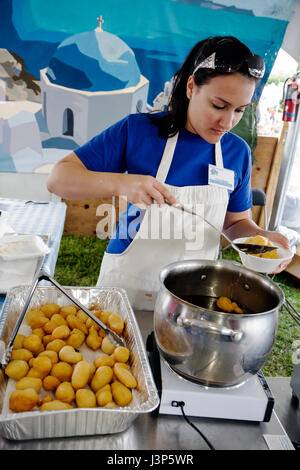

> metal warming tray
[0,286,159,440]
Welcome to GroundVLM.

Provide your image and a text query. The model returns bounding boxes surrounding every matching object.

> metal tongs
[0,270,126,368]
[165,201,277,255]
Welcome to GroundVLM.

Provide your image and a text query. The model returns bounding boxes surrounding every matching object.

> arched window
[63,108,74,136]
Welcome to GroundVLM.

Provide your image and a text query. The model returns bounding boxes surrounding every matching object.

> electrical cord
[172,400,216,450]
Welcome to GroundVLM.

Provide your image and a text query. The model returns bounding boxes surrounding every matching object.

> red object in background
[283,76,300,122]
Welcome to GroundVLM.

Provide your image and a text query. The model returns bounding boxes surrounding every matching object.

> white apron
[97,133,229,310]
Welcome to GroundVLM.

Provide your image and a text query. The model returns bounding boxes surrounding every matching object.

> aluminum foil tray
[0,286,159,440]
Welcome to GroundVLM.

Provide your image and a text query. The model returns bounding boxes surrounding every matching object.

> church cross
[96,15,104,31]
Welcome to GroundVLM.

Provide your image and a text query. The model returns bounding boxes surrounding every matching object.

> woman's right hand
[116,174,177,208]
[47,152,177,206]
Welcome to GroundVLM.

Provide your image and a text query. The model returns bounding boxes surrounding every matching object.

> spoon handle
[165,202,276,254]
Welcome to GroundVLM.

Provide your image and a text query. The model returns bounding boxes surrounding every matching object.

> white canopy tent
[269,0,300,230]
[282,0,300,63]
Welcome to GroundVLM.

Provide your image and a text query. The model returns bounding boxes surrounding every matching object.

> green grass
[222,247,300,377]
[54,235,300,377]
[54,235,109,286]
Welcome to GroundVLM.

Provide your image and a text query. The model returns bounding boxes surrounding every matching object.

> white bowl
[232,237,294,273]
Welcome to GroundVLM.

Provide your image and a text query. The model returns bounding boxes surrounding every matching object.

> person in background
[47,36,290,310]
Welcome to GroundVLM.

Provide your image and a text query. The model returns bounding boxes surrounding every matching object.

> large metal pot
[154,259,284,387]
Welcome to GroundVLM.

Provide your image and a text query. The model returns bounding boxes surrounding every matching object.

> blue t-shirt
[74,113,252,253]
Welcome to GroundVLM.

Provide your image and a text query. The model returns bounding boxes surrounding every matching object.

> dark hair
[148,36,260,138]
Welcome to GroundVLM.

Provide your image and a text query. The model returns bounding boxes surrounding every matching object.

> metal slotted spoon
[0,270,126,368]
[165,201,277,255]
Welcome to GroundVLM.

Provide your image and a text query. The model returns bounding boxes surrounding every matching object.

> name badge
[208,164,235,190]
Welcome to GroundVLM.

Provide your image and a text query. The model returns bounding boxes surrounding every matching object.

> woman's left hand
[223,211,293,275]
[263,230,292,274]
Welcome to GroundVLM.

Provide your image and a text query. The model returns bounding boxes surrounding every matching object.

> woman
[47,36,290,310]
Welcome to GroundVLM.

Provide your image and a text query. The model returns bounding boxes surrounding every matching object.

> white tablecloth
[0,198,67,327]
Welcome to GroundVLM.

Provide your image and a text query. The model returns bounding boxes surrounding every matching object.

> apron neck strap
[156,132,224,183]
[156,133,179,182]
[215,140,223,168]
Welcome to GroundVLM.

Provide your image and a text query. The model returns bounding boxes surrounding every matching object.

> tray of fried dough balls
[0,285,159,440]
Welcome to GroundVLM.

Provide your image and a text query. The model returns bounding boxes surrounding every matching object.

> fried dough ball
[98,311,110,325]
[94,355,115,368]
[216,297,244,314]
[15,377,42,393]
[10,348,33,362]
[66,328,86,349]
[30,356,52,378]
[96,384,113,407]
[42,375,61,391]
[46,339,66,353]
[104,401,117,408]
[55,381,75,404]
[93,309,104,319]
[216,296,234,313]
[113,346,130,363]
[52,325,71,340]
[111,381,132,407]
[245,235,278,259]
[27,368,43,379]
[71,360,91,390]
[28,314,48,330]
[256,250,278,259]
[107,313,124,335]
[75,389,96,408]
[13,334,26,350]
[26,309,45,326]
[245,235,269,246]
[231,302,244,314]
[98,328,106,338]
[113,363,137,389]
[59,345,82,364]
[23,334,43,354]
[90,365,113,392]
[5,360,29,380]
[38,350,58,364]
[66,314,88,335]
[86,317,100,330]
[52,313,67,325]
[40,303,61,318]
[9,388,39,412]
[60,305,77,318]
[40,396,53,406]
[76,309,89,323]
[31,328,45,339]
[40,400,73,411]
[51,361,73,382]
[101,336,116,355]
[86,326,102,351]
[43,320,59,334]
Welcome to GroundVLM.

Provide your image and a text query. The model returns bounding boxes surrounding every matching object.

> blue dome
[46,29,141,92]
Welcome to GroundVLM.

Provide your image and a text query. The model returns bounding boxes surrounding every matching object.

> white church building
[40,17,149,146]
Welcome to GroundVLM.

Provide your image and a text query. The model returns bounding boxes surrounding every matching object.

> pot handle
[177,317,243,342]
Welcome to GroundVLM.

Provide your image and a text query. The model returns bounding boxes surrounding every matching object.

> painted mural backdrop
[0,0,298,173]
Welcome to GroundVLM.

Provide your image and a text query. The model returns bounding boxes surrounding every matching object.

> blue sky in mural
[0,0,295,103]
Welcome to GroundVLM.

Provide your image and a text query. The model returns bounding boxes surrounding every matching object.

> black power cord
[172,400,216,450]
